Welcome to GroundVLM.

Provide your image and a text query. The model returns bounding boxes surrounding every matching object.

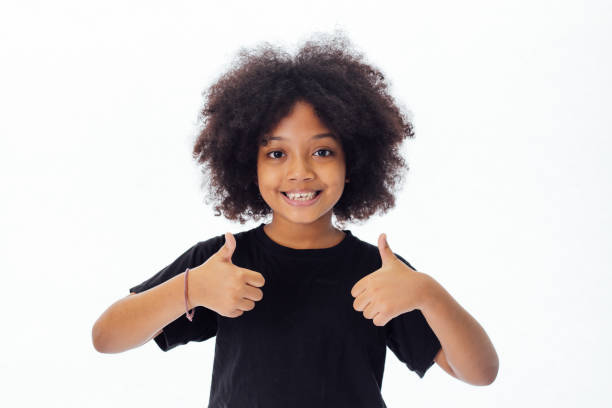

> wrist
[184,269,196,321]
[186,264,208,309]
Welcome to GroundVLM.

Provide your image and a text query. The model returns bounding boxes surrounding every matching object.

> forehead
[262,132,338,144]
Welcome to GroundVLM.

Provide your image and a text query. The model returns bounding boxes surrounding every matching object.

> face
[256,100,347,227]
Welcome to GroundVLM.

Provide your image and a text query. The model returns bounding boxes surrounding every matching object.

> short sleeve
[129,234,226,352]
[385,254,442,378]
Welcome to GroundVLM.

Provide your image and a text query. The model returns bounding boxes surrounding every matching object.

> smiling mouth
[281,190,322,198]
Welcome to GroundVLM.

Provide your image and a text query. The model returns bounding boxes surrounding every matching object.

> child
[92,31,498,407]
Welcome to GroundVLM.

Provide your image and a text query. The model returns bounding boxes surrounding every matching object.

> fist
[189,232,266,318]
[351,233,429,326]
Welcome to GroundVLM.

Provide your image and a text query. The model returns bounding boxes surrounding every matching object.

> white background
[1,0,610,407]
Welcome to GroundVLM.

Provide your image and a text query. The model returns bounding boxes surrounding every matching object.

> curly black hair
[192,30,415,228]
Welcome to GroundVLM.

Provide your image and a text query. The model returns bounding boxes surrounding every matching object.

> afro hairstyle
[192,30,415,228]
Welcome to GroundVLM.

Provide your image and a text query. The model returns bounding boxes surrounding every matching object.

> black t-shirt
[129,223,441,408]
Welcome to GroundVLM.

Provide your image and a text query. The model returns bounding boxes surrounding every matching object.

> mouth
[281,190,322,198]
[280,190,323,206]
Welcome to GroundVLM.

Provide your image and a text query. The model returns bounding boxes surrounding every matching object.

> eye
[265,149,334,160]
[314,149,334,157]
[266,151,284,159]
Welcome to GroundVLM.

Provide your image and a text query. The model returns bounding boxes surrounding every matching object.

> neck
[263,214,345,249]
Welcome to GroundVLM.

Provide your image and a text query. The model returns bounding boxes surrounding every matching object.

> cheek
[256,173,281,194]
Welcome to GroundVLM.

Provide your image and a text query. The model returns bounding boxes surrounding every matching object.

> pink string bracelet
[184,268,195,321]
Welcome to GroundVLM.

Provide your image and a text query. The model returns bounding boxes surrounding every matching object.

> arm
[420,275,499,385]
[434,348,457,379]
[130,292,163,339]
[91,268,197,354]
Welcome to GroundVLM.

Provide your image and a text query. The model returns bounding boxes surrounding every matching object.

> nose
[287,154,315,181]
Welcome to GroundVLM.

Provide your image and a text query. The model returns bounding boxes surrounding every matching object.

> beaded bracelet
[184,268,195,321]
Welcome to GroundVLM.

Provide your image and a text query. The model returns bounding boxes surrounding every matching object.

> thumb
[218,232,236,263]
[377,233,396,266]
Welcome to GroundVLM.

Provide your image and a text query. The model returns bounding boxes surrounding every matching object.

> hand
[350,233,429,326]
[190,232,266,318]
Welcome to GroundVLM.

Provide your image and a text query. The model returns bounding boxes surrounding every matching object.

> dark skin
[256,100,349,249]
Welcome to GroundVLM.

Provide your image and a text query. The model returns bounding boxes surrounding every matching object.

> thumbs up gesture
[189,232,266,318]
[350,233,431,327]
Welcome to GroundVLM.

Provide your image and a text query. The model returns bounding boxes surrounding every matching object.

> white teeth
[286,192,317,200]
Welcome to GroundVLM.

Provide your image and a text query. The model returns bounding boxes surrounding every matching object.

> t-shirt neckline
[254,222,353,259]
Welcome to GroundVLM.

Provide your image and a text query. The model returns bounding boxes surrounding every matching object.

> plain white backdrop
[1,0,610,407]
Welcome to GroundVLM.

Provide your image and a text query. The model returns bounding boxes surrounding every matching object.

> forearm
[92,270,193,354]
[419,274,499,385]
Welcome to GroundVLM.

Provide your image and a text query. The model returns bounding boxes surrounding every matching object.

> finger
[236,297,255,311]
[351,276,369,298]
[363,301,377,319]
[218,232,236,263]
[243,285,264,302]
[243,270,266,287]
[229,309,243,317]
[377,233,397,266]
[353,293,371,312]
[372,313,385,326]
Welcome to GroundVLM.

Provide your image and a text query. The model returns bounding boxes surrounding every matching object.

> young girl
[92,32,498,407]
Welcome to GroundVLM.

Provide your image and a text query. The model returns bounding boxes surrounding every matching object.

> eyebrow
[265,132,337,141]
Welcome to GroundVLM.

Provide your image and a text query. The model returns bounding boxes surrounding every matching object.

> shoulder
[195,233,225,253]
[194,227,256,256]
[345,231,375,252]
[344,232,382,267]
